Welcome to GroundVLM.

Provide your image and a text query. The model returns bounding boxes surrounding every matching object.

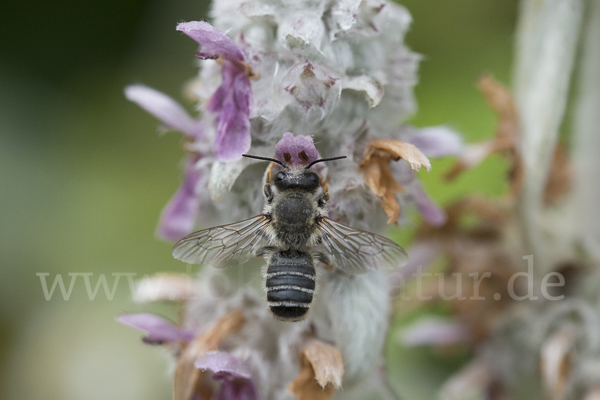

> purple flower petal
[413,185,447,227]
[401,318,470,347]
[117,313,195,344]
[157,157,202,241]
[196,351,260,400]
[176,21,244,61]
[195,351,252,379]
[275,133,320,166]
[125,85,203,139]
[403,241,441,277]
[407,126,463,158]
[177,21,253,162]
[209,61,253,162]
[389,240,441,295]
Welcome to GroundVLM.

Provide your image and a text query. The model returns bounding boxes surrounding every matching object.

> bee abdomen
[266,251,315,321]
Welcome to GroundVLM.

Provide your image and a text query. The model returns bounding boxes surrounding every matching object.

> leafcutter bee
[172,153,407,321]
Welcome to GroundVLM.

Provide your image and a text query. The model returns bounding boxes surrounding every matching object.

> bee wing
[172,214,271,268]
[317,217,408,275]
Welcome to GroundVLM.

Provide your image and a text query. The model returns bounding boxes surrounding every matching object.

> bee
[172,152,407,321]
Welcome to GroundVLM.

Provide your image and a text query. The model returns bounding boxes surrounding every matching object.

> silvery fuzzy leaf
[213,165,267,221]
[368,0,412,37]
[208,160,247,202]
[323,269,390,381]
[368,48,420,134]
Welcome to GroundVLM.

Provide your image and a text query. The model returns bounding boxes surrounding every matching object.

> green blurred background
[0,0,516,399]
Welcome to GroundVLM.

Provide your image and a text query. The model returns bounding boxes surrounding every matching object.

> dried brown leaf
[173,309,245,400]
[288,340,344,400]
[446,76,523,199]
[361,154,385,196]
[478,75,519,149]
[358,139,424,224]
[381,191,401,224]
[303,340,344,388]
[367,139,431,171]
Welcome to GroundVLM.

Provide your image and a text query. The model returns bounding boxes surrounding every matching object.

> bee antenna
[305,156,347,169]
[242,154,288,168]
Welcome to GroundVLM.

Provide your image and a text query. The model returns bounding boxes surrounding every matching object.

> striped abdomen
[265,250,315,321]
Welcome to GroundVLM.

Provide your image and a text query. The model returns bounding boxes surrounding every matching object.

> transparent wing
[317,217,408,275]
[172,215,271,268]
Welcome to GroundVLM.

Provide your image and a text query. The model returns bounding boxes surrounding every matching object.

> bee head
[273,170,320,192]
[242,154,347,193]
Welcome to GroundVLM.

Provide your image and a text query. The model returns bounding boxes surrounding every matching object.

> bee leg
[255,246,277,258]
[313,252,354,278]
[263,183,274,203]
[317,191,330,208]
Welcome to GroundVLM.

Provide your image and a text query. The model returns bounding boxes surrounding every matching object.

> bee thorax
[271,193,317,247]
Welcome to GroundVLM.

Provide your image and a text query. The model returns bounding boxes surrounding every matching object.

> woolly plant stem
[573,0,600,249]
[513,0,583,271]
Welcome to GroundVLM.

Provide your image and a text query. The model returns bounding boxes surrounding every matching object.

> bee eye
[274,171,286,183]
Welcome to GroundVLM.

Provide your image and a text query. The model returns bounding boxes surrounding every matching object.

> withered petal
[134,273,195,303]
[541,329,574,400]
[288,340,344,400]
[446,76,522,196]
[478,75,519,146]
[303,340,344,388]
[381,191,400,225]
[359,140,417,225]
[369,139,432,172]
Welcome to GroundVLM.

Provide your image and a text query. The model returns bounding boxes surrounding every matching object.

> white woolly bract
[322,269,390,381]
